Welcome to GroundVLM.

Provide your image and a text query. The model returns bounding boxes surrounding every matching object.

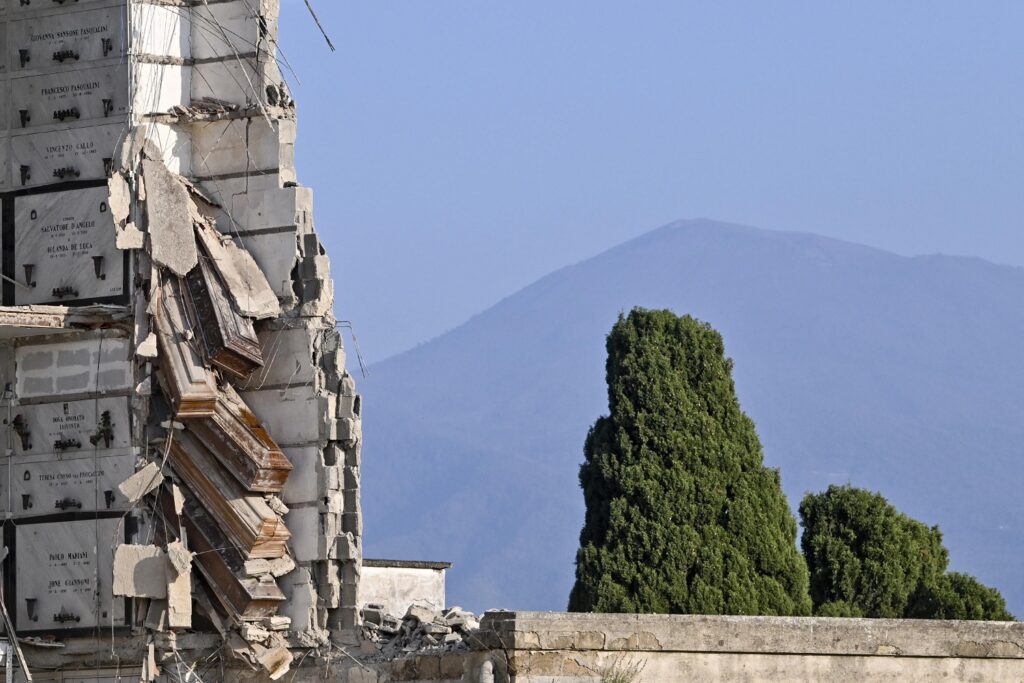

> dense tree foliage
[800,485,1013,620]
[569,309,811,615]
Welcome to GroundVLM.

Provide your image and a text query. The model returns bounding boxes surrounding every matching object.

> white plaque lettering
[11,64,128,129]
[8,5,125,70]
[10,122,123,188]
[15,517,126,631]
[13,185,124,303]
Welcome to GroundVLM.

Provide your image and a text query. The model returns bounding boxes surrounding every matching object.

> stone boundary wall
[375,611,1024,683]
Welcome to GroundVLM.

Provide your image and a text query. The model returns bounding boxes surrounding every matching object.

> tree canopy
[569,308,811,615]
[800,485,1013,620]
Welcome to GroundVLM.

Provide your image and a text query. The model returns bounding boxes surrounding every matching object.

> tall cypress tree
[569,309,811,615]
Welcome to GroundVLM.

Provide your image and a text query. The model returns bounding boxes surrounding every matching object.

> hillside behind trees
[360,220,1024,615]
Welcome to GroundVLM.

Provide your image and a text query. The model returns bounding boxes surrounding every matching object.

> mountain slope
[359,219,1024,616]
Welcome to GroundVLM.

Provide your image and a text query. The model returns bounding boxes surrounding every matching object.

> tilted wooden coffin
[154,276,218,417]
[181,251,264,382]
[183,385,292,493]
[156,485,285,622]
[168,430,290,559]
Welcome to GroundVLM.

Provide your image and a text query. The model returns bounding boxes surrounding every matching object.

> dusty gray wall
[361,565,447,616]
[375,612,1024,683]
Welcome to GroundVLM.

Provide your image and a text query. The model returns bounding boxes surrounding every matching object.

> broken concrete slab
[143,158,198,277]
[118,462,164,504]
[113,545,168,598]
[117,223,147,250]
[108,173,132,228]
[196,222,280,319]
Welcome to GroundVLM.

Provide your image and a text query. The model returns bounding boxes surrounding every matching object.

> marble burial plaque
[15,336,131,400]
[7,5,125,71]
[15,517,127,631]
[0,133,9,190]
[7,395,130,456]
[10,121,123,188]
[0,448,135,518]
[11,63,128,130]
[0,19,9,79]
[13,185,124,303]
[4,0,124,17]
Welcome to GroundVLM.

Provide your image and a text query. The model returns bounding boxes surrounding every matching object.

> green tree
[800,485,1013,620]
[569,309,811,615]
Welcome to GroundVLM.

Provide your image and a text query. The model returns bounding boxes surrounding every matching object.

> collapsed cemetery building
[2,2,1024,683]
[0,0,364,679]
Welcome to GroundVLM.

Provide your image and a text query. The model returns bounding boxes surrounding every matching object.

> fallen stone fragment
[244,559,272,577]
[196,222,280,319]
[113,545,168,598]
[116,223,146,250]
[268,555,295,578]
[118,463,163,504]
[108,173,131,227]
[143,159,198,277]
[136,332,159,358]
[265,615,291,631]
[241,623,271,644]
[145,600,168,632]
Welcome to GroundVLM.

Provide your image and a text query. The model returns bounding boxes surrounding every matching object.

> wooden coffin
[181,251,264,382]
[154,276,218,417]
[168,430,290,559]
[156,485,285,622]
[183,385,292,492]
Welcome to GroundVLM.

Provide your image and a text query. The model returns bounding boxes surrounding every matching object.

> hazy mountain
[359,219,1024,617]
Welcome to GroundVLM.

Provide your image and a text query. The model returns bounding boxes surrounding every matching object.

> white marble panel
[0,131,10,190]
[191,1,261,61]
[15,517,127,631]
[13,185,125,304]
[4,0,122,17]
[0,448,135,518]
[10,62,128,130]
[7,395,130,456]
[10,120,125,188]
[131,60,189,117]
[0,18,9,77]
[132,2,188,60]
[7,4,125,72]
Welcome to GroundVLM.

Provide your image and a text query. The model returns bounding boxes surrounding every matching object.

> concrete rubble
[363,604,482,658]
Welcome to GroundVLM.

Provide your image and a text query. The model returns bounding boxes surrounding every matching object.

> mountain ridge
[360,219,1024,615]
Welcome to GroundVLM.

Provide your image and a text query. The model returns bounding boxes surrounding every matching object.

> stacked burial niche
[0,0,363,679]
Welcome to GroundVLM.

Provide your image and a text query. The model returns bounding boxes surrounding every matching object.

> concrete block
[284,506,319,562]
[191,1,263,60]
[133,3,191,59]
[280,446,319,505]
[192,117,294,179]
[241,385,319,445]
[240,326,317,389]
[342,511,361,537]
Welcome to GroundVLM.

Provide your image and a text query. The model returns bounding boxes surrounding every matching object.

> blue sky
[279,1,1024,360]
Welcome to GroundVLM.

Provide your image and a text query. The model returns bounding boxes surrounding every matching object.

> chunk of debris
[113,545,168,598]
[196,222,280,319]
[108,173,131,227]
[363,604,481,656]
[142,159,198,277]
[267,555,296,578]
[116,223,146,250]
[118,462,164,504]
[136,331,159,358]
[245,559,273,577]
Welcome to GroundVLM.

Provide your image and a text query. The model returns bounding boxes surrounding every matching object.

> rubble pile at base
[362,604,481,657]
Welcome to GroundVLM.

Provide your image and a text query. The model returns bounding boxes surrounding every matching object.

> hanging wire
[303,0,337,52]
